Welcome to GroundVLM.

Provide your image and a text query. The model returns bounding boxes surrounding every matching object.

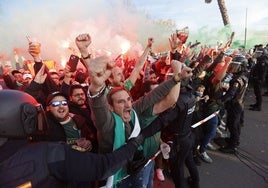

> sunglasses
[49,100,68,107]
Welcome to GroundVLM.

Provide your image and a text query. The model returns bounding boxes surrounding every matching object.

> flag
[44,60,55,70]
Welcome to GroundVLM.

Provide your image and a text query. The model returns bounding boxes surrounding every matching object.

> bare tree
[205,0,230,26]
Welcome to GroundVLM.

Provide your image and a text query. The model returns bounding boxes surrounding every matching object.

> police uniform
[250,55,267,111]
[0,138,141,188]
[220,71,248,153]
[152,86,200,188]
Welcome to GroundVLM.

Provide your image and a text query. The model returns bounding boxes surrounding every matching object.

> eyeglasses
[49,100,68,107]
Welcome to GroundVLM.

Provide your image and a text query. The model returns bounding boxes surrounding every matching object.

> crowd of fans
[0,31,268,188]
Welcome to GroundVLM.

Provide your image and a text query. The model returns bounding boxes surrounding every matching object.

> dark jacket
[68,102,98,152]
[25,61,60,107]
[251,55,267,83]
[3,74,28,91]
[0,139,138,188]
[34,111,97,152]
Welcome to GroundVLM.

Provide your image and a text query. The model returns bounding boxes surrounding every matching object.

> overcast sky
[0,0,267,64]
[133,0,268,32]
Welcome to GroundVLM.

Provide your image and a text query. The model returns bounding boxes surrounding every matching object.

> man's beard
[76,99,86,107]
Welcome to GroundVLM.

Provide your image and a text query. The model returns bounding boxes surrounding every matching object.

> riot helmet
[228,55,248,73]
[0,90,47,138]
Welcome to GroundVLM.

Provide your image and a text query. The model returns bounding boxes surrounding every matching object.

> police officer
[249,55,268,111]
[0,90,144,188]
[219,56,249,153]
[151,83,200,188]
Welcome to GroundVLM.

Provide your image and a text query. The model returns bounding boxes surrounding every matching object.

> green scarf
[112,110,140,186]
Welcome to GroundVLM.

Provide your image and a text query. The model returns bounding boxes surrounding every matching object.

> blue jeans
[199,115,218,153]
[130,160,155,188]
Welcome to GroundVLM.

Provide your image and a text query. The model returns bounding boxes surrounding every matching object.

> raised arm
[24,64,47,106]
[75,34,115,135]
[127,37,153,86]
[152,60,192,114]
[133,64,192,115]
[75,34,114,94]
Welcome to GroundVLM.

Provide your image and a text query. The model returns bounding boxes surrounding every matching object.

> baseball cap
[46,91,68,107]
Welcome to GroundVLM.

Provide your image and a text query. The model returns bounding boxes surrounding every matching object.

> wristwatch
[173,73,181,83]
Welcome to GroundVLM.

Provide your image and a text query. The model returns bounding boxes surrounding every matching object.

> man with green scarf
[75,33,192,187]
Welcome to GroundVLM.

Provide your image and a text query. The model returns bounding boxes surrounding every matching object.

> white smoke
[0,0,267,70]
[0,0,174,69]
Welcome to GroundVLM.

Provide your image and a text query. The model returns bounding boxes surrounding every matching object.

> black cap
[46,91,68,107]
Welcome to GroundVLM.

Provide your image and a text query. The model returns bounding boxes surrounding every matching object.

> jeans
[130,160,155,188]
[199,115,218,153]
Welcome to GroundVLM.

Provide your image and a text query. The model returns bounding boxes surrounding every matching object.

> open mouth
[123,109,131,121]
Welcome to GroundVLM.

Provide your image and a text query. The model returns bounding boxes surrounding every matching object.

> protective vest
[0,142,65,188]
[232,74,248,105]
[163,88,196,139]
[175,89,196,138]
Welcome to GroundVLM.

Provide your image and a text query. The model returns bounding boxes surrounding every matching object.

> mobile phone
[67,54,80,72]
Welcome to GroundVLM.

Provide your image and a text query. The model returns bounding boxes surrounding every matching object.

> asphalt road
[154,88,268,188]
